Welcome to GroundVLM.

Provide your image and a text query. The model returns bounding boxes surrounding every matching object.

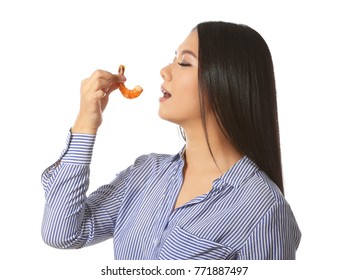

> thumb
[112,74,127,84]
[106,75,127,94]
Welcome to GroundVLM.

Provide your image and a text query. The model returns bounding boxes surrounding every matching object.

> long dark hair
[195,21,284,194]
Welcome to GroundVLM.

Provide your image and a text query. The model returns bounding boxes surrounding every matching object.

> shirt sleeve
[41,130,128,249]
[237,200,301,260]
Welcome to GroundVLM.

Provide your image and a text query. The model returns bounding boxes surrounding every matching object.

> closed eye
[178,62,191,67]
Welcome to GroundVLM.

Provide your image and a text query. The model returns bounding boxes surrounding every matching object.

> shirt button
[153,239,159,246]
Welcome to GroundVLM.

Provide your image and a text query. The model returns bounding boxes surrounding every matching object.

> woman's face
[159,30,201,128]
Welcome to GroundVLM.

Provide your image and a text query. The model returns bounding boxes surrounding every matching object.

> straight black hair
[195,21,284,194]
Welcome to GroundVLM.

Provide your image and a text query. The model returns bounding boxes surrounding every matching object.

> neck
[182,120,243,175]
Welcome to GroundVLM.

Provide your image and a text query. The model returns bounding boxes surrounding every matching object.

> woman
[42,21,301,259]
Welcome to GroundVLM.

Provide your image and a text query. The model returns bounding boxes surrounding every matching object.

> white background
[0,0,347,279]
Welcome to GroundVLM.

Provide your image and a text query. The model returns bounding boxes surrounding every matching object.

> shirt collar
[217,156,259,190]
[172,147,259,191]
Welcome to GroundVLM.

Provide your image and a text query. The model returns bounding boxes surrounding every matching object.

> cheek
[177,74,199,101]
[178,77,200,110]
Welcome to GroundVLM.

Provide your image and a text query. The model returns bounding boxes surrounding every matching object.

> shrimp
[118,64,143,99]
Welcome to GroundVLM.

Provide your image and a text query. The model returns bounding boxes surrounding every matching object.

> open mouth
[160,87,172,102]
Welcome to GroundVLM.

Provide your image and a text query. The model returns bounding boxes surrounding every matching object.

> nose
[160,64,172,81]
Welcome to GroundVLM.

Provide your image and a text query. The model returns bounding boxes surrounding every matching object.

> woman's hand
[72,70,126,134]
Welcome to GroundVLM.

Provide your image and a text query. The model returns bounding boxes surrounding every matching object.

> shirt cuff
[61,130,96,165]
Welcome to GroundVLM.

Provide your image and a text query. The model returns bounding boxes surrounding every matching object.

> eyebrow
[175,49,197,59]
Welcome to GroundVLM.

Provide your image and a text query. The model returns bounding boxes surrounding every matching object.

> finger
[90,69,114,80]
[105,82,120,94]
[111,74,127,84]
[90,70,127,82]
[90,77,114,92]
[94,89,108,100]
[104,75,126,94]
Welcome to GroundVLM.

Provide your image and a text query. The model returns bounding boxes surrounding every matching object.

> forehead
[177,30,198,55]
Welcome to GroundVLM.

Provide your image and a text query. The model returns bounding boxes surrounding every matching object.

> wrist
[72,115,99,135]
[71,124,98,135]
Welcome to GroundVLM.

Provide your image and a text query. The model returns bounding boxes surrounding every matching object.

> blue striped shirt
[41,131,301,260]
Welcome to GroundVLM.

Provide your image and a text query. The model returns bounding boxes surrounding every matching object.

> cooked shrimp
[118,65,143,99]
